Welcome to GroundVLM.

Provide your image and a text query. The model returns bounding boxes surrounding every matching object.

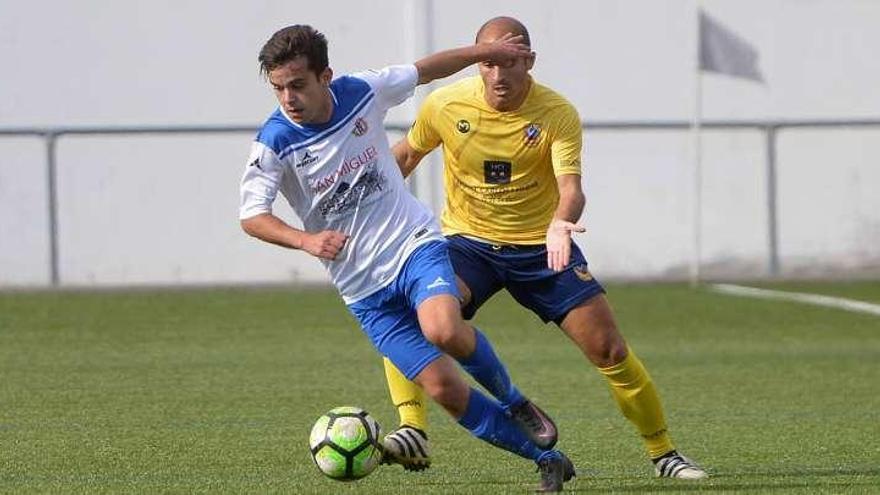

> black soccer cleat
[536,451,576,492]
[510,399,559,450]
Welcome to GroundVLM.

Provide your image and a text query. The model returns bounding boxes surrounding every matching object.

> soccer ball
[308,406,383,481]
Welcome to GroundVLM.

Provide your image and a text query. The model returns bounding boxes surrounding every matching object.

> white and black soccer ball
[308,406,383,481]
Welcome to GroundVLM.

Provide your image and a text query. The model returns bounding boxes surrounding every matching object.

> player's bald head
[475,16,531,47]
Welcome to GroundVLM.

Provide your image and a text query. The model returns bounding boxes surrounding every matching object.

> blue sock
[457,328,525,410]
[457,387,543,461]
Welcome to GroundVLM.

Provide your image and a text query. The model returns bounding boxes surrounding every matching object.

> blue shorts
[447,235,606,324]
[347,240,461,380]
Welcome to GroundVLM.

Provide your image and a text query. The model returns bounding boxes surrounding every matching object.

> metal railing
[2,119,879,286]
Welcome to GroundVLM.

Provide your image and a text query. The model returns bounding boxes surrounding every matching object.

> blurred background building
[1,0,878,287]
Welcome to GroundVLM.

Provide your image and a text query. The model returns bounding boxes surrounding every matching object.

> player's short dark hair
[475,16,531,48]
[258,25,329,78]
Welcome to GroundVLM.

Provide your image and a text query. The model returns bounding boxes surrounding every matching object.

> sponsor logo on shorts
[427,276,451,290]
[456,119,471,133]
[573,264,593,282]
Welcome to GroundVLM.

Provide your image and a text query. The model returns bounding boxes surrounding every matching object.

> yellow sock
[598,347,675,458]
[383,357,429,431]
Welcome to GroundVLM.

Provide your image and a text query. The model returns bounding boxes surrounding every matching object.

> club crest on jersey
[296,150,319,168]
[524,123,542,146]
[573,264,593,282]
[352,117,368,136]
[456,119,471,133]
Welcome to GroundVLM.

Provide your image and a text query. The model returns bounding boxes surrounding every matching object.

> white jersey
[239,64,444,303]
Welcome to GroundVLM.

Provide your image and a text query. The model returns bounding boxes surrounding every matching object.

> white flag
[699,10,764,83]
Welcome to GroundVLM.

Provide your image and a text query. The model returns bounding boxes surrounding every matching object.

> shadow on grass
[713,466,880,478]
[408,466,880,493]
[578,466,880,493]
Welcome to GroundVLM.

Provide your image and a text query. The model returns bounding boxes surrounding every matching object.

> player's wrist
[472,43,491,63]
[289,231,307,251]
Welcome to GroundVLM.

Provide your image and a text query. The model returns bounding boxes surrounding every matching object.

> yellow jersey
[408,76,582,244]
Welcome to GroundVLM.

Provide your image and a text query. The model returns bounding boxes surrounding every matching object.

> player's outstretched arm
[241,213,349,261]
[414,32,530,85]
[392,138,429,178]
[546,174,586,272]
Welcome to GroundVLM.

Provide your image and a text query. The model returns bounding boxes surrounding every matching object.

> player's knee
[422,320,472,358]
[420,371,469,416]
[570,316,625,366]
[593,333,628,367]
[563,295,629,366]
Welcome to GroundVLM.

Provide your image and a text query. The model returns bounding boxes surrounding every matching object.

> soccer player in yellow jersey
[381,16,708,480]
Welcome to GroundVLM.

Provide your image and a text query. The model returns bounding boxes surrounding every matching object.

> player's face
[268,56,333,125]
[477,33,534,111]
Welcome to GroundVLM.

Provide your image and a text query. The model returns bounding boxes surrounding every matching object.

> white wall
[1,0,878,286]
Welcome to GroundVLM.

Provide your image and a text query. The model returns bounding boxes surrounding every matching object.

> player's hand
[302,230,349,260]
[482,32,532,65]
[546,219,586,272]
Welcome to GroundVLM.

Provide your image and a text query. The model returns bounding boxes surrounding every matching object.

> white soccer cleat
[653,451,708,480]
[381,425,431,472]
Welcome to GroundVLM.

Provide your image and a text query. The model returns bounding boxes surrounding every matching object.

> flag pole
[690,2,703,288]
[689,6,765,286]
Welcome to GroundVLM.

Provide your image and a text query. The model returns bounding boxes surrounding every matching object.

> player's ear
[526,52,536,70]
[320,67,333,86]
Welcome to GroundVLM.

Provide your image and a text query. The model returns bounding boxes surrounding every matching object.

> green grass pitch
[1,282,878,493]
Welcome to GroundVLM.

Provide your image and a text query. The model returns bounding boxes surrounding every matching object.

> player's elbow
[414,62,434,86]
[393,142,418,177]
[400,158,418,178]
[558,179,586,212]
[240,216,263,238]
[572,189,586,210]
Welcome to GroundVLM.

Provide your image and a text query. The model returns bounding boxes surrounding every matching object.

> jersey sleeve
[352,64,418,111]
[550,104,583,176]
[406,91,442,153]
[239,141,284,219]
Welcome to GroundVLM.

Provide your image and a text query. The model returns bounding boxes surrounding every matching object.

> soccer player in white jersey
[239,25,574,491]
